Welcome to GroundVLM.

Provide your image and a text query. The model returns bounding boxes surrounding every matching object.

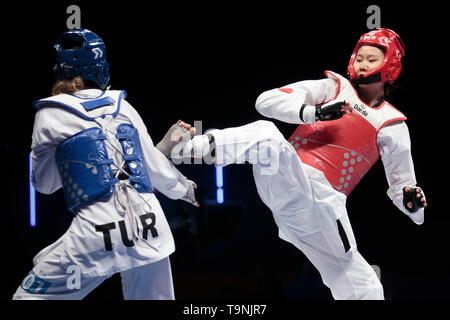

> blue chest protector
[34,90,153,213]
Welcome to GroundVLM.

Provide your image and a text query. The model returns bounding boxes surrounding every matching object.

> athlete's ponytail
[52,76,85,95]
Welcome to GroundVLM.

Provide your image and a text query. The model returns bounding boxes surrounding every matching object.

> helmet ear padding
[347,28,405,85]
[54,29,110,90]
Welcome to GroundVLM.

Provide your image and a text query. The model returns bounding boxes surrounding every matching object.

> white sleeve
[377,121,425,224]
[30,109,64,194]
[255,78,338,124]
[125,102,190,200]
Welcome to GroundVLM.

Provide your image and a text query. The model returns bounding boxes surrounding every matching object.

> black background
[5,0,448,304]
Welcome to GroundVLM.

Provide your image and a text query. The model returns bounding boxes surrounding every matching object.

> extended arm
[127,104,198,205]
[255,78,339,124]
[378,121,427,224]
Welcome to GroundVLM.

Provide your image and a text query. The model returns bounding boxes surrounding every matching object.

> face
[353,45,385,79]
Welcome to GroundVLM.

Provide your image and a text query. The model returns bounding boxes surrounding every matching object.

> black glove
[315,101,347,121]
[403,186,427,213]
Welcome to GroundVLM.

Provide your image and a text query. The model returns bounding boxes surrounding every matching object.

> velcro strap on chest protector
[116,124,153,193]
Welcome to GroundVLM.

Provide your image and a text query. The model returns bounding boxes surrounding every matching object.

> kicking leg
[186,120,286,172]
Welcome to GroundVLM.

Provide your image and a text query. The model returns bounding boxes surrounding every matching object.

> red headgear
[347,28,405,84]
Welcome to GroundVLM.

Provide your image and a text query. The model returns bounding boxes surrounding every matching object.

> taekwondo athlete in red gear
[13,29,198,300]
[166,28,427,300]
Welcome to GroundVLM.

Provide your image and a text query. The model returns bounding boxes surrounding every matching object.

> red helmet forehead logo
[360,31,393,49]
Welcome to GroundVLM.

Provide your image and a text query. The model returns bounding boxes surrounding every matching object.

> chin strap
[349,72,382,85]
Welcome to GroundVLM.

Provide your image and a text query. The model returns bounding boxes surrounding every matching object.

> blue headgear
[54,29,110,90]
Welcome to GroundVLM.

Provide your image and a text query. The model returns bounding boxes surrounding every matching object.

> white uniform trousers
[12,256,174,300]
[208,120,384,300]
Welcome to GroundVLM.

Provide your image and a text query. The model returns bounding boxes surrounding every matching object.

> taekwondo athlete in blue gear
[13,29,198,300]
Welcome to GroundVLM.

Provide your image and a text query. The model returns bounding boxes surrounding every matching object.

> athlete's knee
[247,121,285,176]
[252,120,284,142]
[252,120,277,131]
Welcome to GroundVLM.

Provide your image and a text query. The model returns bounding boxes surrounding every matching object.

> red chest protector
[288,71,406,196]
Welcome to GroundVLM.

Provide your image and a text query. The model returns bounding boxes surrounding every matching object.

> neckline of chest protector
[325,70,387,110]
[33,90,127,121]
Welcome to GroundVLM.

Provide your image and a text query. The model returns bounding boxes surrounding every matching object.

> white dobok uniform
[205,71,424,300]
[13,89,191,300]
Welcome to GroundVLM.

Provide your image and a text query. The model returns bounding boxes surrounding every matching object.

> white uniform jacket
[255,73,425,224]
[30,89,190,277]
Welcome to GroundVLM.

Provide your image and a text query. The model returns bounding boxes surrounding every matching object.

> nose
[356,63,368,78]
[358,62,368,72]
